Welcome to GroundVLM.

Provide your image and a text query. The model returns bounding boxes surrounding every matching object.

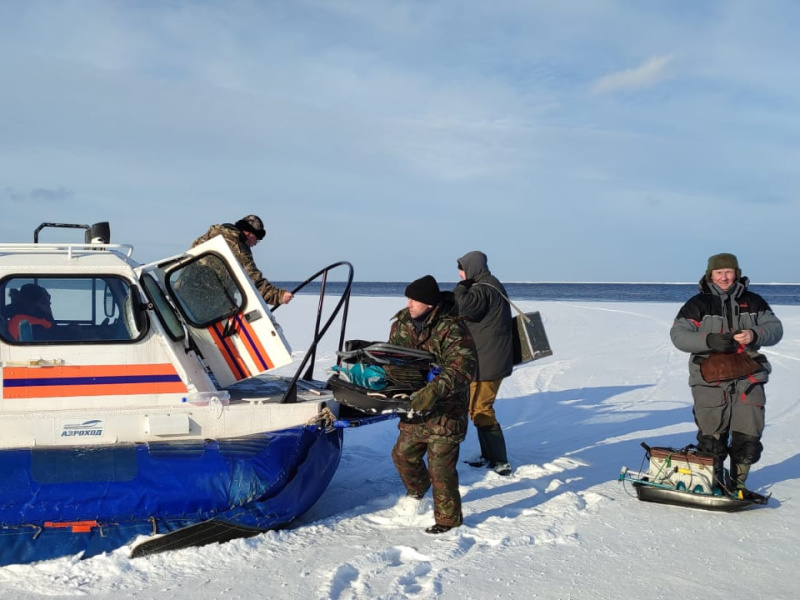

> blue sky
[1,1,798,283]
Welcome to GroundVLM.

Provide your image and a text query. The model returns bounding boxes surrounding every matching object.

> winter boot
[730,463,751,490]
[466,428,491,467]
[697,433,729,492]
[480,426,511,476]
[712,459,727,493]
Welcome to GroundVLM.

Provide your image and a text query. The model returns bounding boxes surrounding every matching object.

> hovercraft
[0,221,394,566]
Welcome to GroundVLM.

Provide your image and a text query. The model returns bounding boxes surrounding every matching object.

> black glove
[457,279,474,289]
[706,332,737,353]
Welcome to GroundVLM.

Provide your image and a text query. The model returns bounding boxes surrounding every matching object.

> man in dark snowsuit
[670,253,782,492]
[390,275,476,534]
[453,251,514,476]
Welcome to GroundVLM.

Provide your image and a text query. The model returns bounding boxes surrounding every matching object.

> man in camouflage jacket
[389,275,476,534]
[192,215,293,306]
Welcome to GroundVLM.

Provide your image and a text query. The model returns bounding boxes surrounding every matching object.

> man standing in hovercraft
[670,253,783,495]
[193,215,293,306]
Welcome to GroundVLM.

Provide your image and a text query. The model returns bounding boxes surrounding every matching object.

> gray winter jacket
[453,251,513,381]
[670,276,783,387]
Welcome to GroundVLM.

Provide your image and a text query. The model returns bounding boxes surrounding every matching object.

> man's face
[243,231,259,247]
[458,268,466,281]
[711,268,736,291]
[407,298,432,319]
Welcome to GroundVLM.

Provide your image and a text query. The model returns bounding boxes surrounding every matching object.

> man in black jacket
[453,251,514,476]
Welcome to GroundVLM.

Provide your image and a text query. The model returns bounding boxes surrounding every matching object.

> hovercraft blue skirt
[0,424,343,566]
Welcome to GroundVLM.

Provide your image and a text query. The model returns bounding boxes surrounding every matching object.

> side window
[166,253,244,327]
[0,276,145,344]
[141,274,185,341]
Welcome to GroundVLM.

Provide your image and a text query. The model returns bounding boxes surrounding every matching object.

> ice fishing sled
[0,221,393,566]
[619,443,770,512]
[327,340,437,414]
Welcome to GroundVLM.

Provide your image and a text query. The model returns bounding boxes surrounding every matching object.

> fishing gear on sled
[618,442,770,512]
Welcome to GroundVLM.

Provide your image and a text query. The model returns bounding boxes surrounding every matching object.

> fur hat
[706,253,740,280]
[404,275,441,306]
[235,214,266,240]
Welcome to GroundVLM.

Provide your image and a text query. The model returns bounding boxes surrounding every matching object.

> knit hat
[235,215,266,240]
[404,275,441,306]
[706,252,740,280]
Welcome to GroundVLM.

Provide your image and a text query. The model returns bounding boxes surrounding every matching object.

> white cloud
[591,55,674,94]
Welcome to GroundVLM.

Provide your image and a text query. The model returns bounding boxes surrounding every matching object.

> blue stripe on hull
[5,374,183,388]
[0,426,343,566]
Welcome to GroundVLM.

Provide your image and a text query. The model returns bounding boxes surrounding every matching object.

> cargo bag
[474,283,553,366]
[512,310,553,365]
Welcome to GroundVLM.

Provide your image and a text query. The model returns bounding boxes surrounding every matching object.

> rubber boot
[730,463,751,490]
[466,427,489,467]
[480,426,510,476]
[697,433,729,493]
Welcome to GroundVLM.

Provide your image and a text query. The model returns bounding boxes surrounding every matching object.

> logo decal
[60,419,105,438]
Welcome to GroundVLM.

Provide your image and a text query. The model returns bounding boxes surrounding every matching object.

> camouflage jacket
[389,293,476,442]
[192,223,287,306]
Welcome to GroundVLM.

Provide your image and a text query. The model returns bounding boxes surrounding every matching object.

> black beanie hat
[235,214,266,240]
[405,275,441,306]
[706,252,740,280]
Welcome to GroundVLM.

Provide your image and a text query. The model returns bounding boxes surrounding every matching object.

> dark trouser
[693,381,765,486]
[391,428,462,527]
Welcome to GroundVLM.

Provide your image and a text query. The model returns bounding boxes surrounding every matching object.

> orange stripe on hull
[3,363,187,399]
[5,381,188,399]
[207,320,252,381]
[4,363,181,380]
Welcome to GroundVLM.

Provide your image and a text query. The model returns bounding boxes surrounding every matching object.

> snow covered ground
[1,296,797,600]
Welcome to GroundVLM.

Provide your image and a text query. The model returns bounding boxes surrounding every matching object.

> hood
[458,251,489,280]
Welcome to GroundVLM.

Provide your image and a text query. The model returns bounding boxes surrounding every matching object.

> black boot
[465,427,489,467]
[730,463,751,490]
[480,426,511,476]
[697,433,729,492]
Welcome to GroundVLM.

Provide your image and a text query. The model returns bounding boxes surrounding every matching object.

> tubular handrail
[276,261,354,403]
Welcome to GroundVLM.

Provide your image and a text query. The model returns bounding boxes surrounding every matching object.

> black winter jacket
[453,251,513,381]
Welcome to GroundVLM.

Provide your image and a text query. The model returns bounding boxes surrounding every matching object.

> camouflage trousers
[391,426,463,527]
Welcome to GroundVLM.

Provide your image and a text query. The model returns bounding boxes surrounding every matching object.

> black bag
[512,311,553,365]
[472,282,554,367]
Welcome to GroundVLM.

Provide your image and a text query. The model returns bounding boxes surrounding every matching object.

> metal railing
[274,261,354,403]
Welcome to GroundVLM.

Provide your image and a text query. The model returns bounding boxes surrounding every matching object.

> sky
[0,294,797,599]
[2,1,800,283]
